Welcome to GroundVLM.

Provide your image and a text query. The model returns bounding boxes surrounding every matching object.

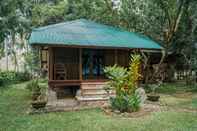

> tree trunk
[11,32,18,72]
[4,38,9,71]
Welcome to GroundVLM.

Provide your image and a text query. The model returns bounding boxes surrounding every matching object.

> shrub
[26,79,40,91]
[110,93,141,112]
[26,79,41,101]
[26,79,47,101]
[24,49,40,76]
[0,71,31,86]
[128,94,141,112]
[104,54,142,112]
[110,95,128,112]
[104,65,127,96]
[15,72,31,82]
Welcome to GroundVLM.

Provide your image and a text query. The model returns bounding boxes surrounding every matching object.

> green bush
[104,65,127,96]
[110,95,128,112]
[105,54,142,112]
[26,79,47,101]
[26,79,40,92]
[0,71,31,86]
[110,94,141,113]
[128,94,141,112]
[15,72,31,82]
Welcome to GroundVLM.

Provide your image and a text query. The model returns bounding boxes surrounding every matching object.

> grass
[0,82,197,131]
[156,83,197,94]
[155,83,197,110]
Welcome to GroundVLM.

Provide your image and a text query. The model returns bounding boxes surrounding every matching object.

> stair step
[81,94,115,98]
[81,85,107,89]
[76,96,109,101]
[82,90,115,95]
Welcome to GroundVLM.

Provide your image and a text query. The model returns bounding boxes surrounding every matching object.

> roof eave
[29,42,163,51]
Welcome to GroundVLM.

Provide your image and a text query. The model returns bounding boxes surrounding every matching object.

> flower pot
[147,95,160,102]
[31,101,47,109]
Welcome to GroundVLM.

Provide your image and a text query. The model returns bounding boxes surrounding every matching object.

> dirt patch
[173,92,193,99]
[102,103,162,118]
[102,101,197,118]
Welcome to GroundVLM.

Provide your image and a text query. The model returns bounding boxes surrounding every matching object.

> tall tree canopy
[0,0,197,74]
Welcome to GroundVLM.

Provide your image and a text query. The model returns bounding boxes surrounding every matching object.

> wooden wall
[54,47,79,80]
[117,50,130,68]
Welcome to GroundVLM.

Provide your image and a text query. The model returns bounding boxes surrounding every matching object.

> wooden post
[115,49,118,65]
[40,47,42,69]
[48,47,54,80]
[79,48,82,80]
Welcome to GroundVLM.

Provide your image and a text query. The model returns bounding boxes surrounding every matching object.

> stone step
[82,90,115,96]
[81,94,115,98]
[81,86,106,90]
[47,98,79,107]
[81,82,107,85]
[76,96,109,101]
[80,82,107,90]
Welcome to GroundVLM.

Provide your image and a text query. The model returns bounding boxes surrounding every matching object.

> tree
[66,0,119,26]
[31,0,68,27]
[0,0,31,71]
[173,0,197,84]
[118,0,197,82]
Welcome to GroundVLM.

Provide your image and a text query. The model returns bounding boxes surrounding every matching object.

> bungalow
[29,19,163,107]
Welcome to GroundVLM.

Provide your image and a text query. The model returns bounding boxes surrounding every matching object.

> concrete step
[82,89,115,95]
[82,86,106,90]
[47,98,79,107]
[76,96,109,101]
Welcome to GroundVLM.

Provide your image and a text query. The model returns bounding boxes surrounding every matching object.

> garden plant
[104,54,142,112]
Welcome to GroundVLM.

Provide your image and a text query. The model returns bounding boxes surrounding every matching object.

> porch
[48,47,130,80]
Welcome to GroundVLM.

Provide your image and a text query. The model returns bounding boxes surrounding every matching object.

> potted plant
[31,94,47,109]
[27,79,47,109]
[147,80,162,102]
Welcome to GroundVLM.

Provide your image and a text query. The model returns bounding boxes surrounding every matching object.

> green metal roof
[29,19,163,50]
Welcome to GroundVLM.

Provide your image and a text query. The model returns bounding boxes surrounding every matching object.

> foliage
[146,80,163,95]
[104,54,142,96]
[0,71,31,86]
[104,54,142,112]
[110,93,141,112]
[104,65,127,96]
[26,79,40,92]
[110,95,128,112]
[26,79,47,101]
[119,0,197,82]
[23,47,40,75]
[65,0,120,26]
[31,0,68,26]
[127,54,142,94]
[25,79,46,102]
[128,93,141,112]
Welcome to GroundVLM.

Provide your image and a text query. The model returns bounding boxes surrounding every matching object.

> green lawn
[0,82,197,131]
